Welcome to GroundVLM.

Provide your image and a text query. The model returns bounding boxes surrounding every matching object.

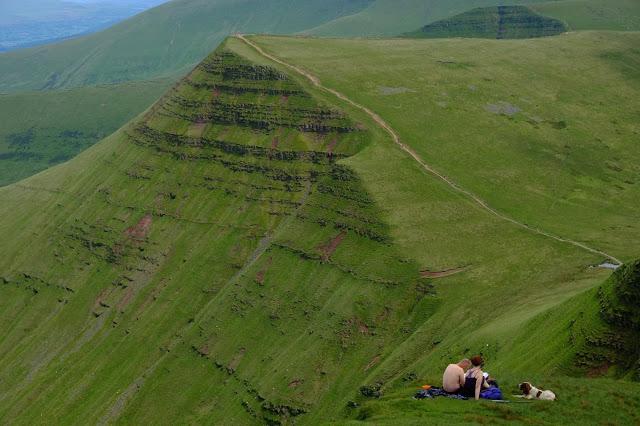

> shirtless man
[442,359,471,393]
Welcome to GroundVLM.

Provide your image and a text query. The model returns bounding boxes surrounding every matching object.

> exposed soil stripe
[236,34,622,266]
[228,348,246,372]
[124,214,152,240]
[364,355,381,371]
[420,266,468,278]
[318,230,346,261]
[288,379,304,388]
[255,257,273,285]
[327,138,338,156]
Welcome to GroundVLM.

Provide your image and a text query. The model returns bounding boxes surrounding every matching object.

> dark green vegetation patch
[404,6,567,39]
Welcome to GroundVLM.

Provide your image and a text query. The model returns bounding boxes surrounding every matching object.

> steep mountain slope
[0,0,373,92]
[0,37,429,424]
[1,33,639,424]
[404,6,567,39]
[0,79,171,186]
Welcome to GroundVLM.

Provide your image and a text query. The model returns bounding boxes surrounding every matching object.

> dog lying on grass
[518,382,556,400]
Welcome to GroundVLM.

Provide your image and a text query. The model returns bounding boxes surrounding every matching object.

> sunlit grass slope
[243,32,640,423]
[253,32,640,261]
[0,33,638,424]
[0,79,171,186]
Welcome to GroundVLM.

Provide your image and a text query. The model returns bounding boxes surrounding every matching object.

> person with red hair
[460,355,492,400]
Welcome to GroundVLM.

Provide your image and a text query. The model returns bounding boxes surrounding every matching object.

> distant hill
[0,79,170,186]
[306,0,640,37]
[532,0,640,31]
[0,0,168,51]
[0,0,373,187]
[305,0,550,37]
[404,6,567,39]
[0,0,373,92]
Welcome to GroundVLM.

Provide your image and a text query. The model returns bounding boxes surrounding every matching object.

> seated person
[442,358,471,393]
[460,355,491,400]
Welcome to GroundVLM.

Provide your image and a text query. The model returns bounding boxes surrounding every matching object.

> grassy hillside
[0,0,168,51]
[253,32,640,261]
[0,36,427,424]
[305,0,550,37]
[0,79,170,186]
[533,0,640,31]
[404,6,567,39]
[0,0,372,93]
[1,32,639,424]
[246,32,640,423]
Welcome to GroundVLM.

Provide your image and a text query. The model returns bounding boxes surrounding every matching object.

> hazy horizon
[0,0,169,51]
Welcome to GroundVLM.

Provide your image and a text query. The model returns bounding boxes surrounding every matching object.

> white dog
[518,382,556,400]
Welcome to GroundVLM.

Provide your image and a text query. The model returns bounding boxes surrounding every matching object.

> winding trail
[236,34,623,266]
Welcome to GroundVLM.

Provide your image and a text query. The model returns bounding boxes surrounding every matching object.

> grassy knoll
[0,79,170,186]
[0,33,638,424]
[533,0,640,31]
[404,6,567,39]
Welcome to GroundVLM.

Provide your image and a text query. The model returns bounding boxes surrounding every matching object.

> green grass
[0,32,639,425]
[0,0,373,93]
[0,0,374,186]
[347,375,640,425]
[403,6,567,39]
[305,0,551,37]
[253,32,640,261]
[0,79,171,186]
[0,37,430,424]
[533,0,640,31]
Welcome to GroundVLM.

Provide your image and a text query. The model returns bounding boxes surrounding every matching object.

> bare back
[442,364,465,393]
